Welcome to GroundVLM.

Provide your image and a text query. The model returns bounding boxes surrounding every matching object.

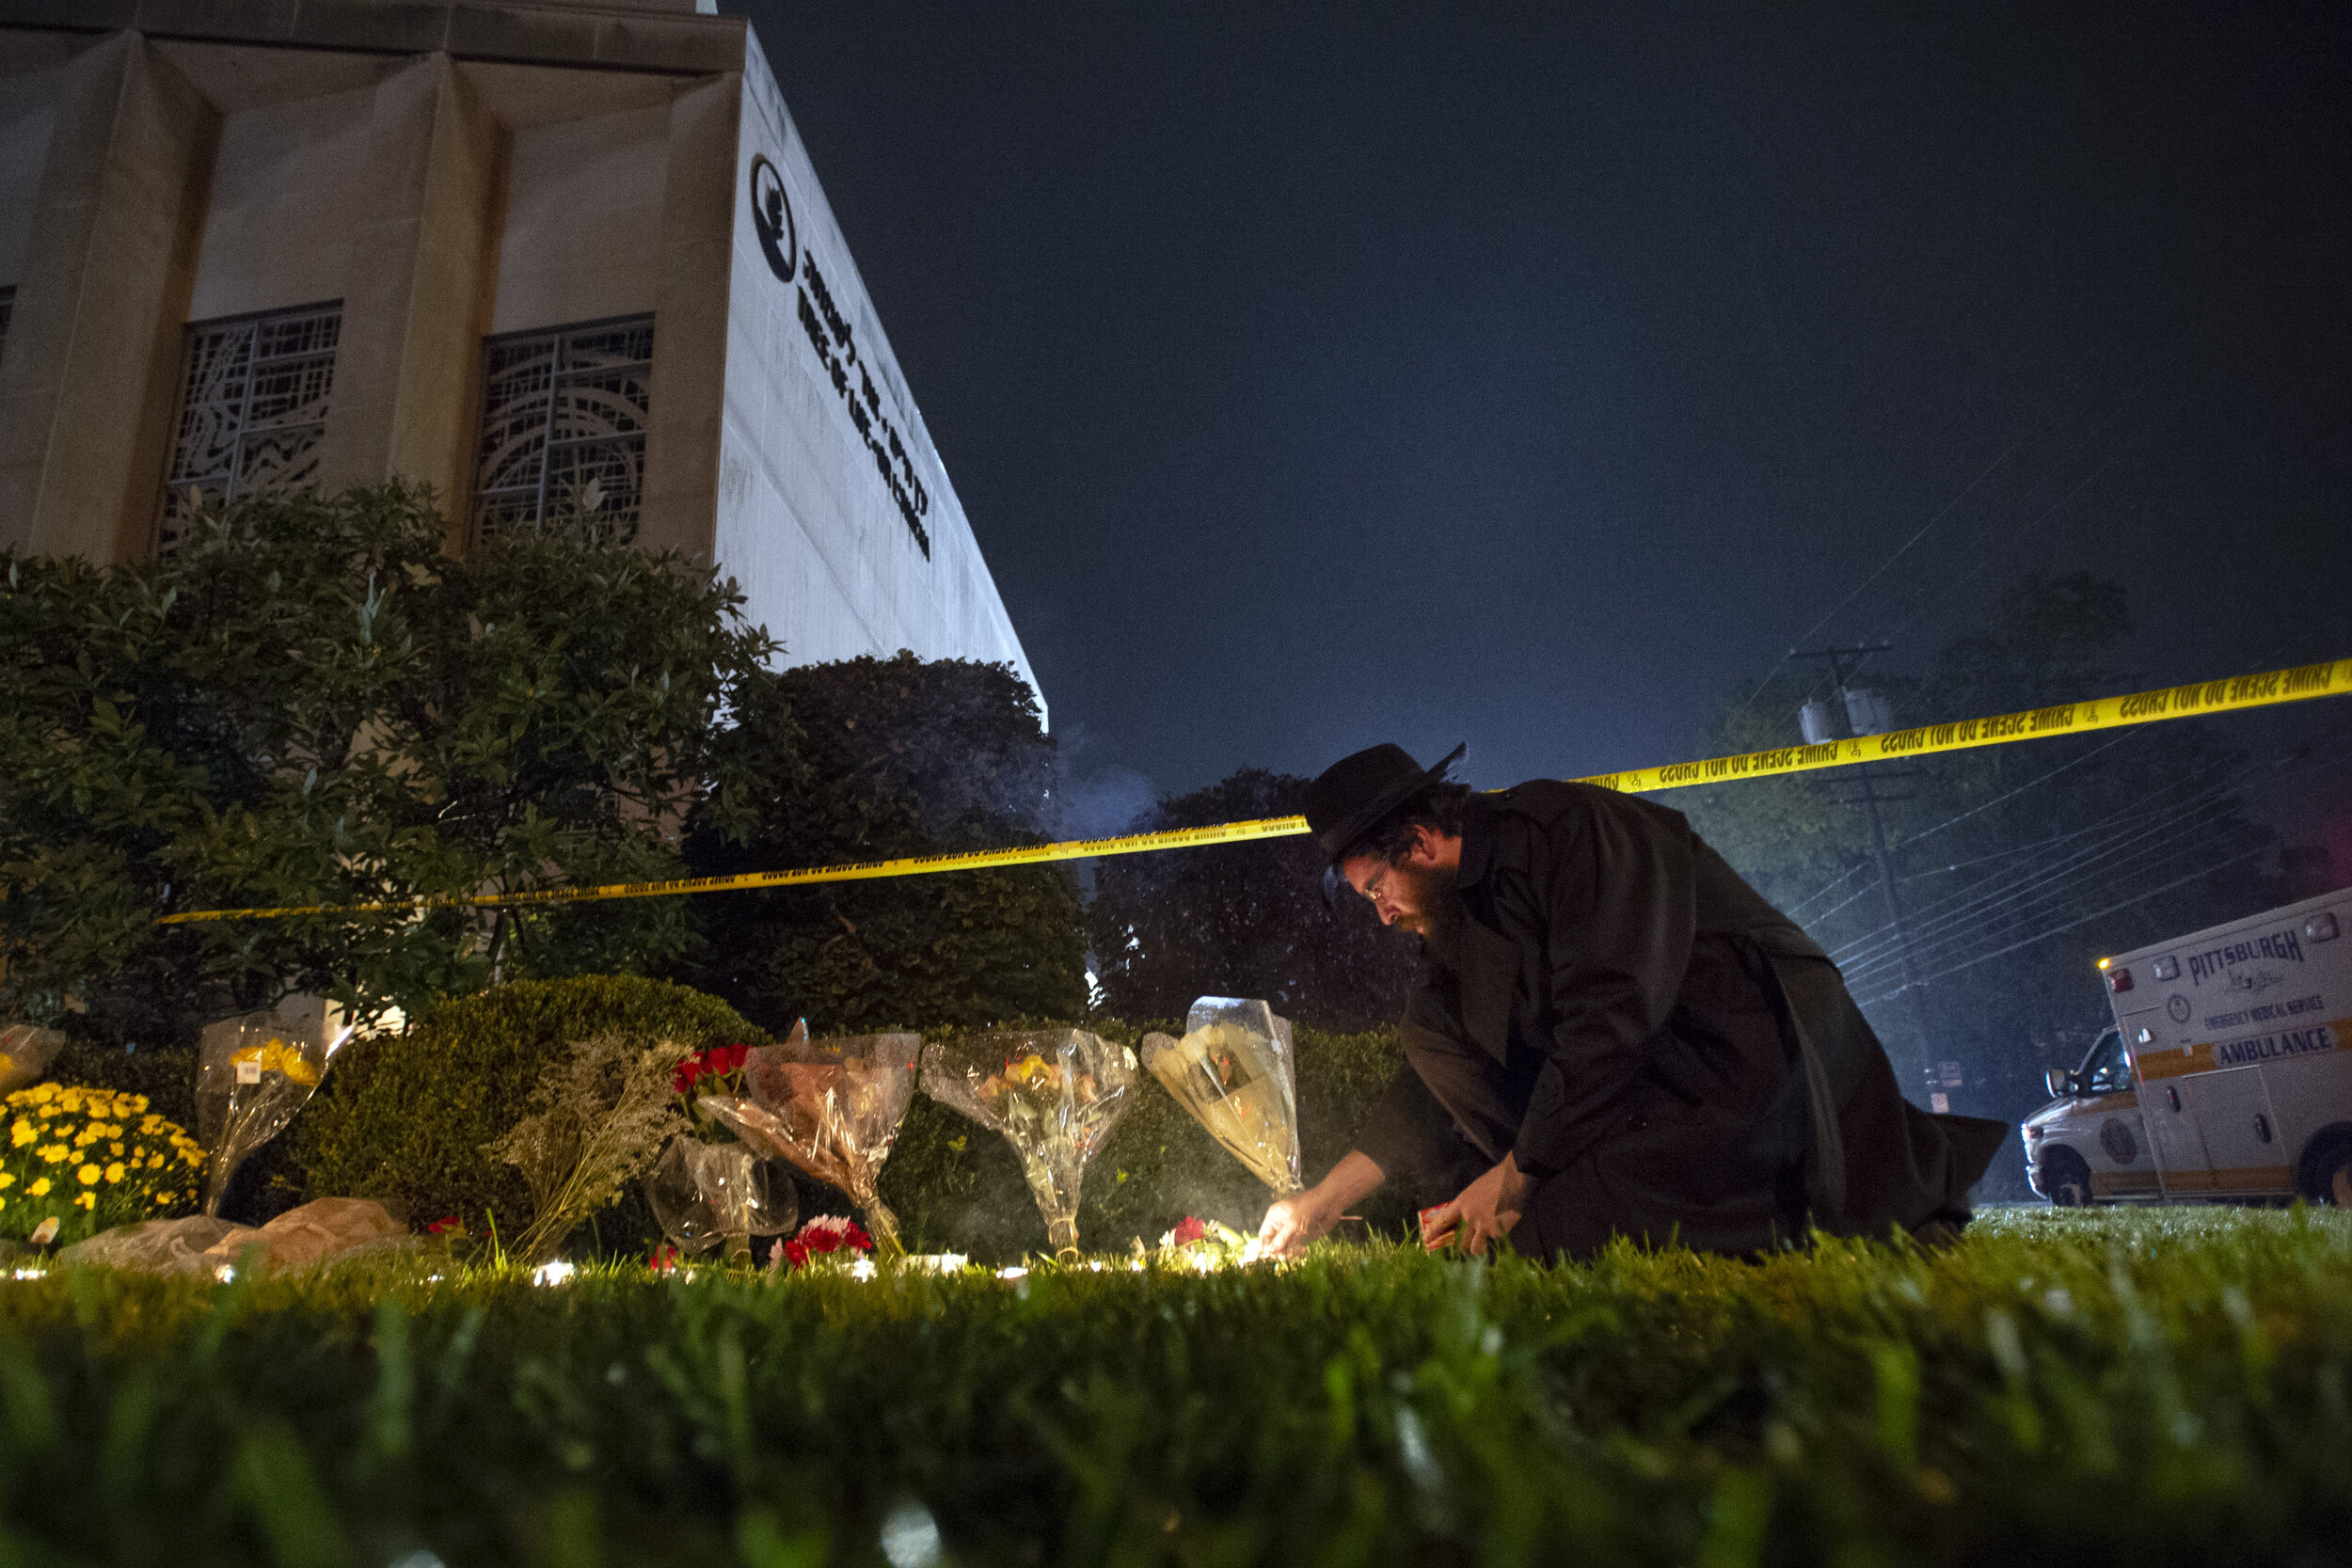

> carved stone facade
[0,0,1041,715]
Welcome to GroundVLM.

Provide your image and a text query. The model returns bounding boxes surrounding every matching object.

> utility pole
[1790,644,1938,1065]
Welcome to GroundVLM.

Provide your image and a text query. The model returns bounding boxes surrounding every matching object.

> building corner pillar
[312,53,503,548]
[637,71,740,563]
[0,32,215,562]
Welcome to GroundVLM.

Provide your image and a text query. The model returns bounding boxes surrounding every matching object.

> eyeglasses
[1356,863,1391,905]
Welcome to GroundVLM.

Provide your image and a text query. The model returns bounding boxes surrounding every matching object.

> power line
[1827,770,2244,967]
[1852,844,2272,1005]
[1725,423,2047,725]
[1838,721,2352,994]
[1836,798,2257,989]
[1833,778,2251,971]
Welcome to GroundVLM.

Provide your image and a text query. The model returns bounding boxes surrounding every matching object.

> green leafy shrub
[683,651,1086,1034]
[291,975,763,1239]
[44,1039,198,1137]
[1089,768,1422,1031]
[878,1019,1414,1259]
[0,483,785,1038]
[0,1082,204,1243]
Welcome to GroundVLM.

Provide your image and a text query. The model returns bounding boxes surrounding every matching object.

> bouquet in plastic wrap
[921,1029,1136,1259]
[1140,996,1300,1195]
[644,1135,793,1266]
[197,998,350,1217]
[0,1024,65,1096]
[694,1022,918,1259]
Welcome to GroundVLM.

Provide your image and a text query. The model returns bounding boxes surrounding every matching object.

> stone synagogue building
[0,0,1041,713]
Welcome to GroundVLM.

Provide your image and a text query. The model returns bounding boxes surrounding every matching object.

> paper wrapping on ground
[921,1028,1136,1257]
[1141,997,1301,1195]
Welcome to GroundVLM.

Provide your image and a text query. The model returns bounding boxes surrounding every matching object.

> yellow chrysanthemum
[26,1177,51,1197]
[73,1193,93,1211]
[103,1163,125,1184]
[9,1123,32,1148]
[24,1084,55,1103]
[0,1173,13,1191]
[109,1142,124,1156]
[75,1164,100,1185]
[38,1146,66,1164]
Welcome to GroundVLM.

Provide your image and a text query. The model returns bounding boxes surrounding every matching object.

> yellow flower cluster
[230,1037,320,1087]
[1,1083,207,1245]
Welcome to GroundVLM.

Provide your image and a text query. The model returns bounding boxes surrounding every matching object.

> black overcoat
[1353,781,2007,1255]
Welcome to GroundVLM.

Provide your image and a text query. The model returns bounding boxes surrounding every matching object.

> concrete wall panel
[184,83,371,320]
[715,30,1040,717]
[0,82,57,286]
[488,99,667,335]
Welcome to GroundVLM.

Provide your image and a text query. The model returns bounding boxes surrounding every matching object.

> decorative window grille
[159,301,341,551]
[473,316,655,544]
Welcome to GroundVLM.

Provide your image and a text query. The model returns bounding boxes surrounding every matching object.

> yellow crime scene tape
[158,656,2351,926]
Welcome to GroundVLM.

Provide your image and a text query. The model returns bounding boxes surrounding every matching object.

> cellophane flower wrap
[197,1002,348,1217]
[921,1028,1136,1259]
[0,1024,65,1096]
[1,1083,205,1245]
[1140,996,1301,1195]
[694,1023,917,1259]
[644,1135,793,1261]
[647,1039,791,1263]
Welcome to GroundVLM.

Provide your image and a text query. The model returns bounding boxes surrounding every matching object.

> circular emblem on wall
[2167,993,2191,1023]
[2100,1117,2137,1164]
[749,154,796,283]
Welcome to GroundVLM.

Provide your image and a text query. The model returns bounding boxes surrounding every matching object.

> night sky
[742,3,2351,851]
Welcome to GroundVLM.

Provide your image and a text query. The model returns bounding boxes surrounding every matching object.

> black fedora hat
[1304,741,1467,867]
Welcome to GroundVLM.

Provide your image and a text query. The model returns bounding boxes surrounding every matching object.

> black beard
[1396,863,1464,957]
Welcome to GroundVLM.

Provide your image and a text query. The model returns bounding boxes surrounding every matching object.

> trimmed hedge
[290,975,766,1237]
[279,973,1418,1264]
[877,1019,1419,1260]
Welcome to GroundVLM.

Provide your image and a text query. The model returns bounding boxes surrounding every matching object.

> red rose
[1172,1216,1206,1245]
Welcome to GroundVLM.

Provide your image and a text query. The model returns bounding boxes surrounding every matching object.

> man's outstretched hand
[1257,1191,1329,1258]
[1258,1149,1388,1259]
[1421,1152,1531,1256]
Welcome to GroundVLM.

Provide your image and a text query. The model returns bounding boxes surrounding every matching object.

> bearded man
[1259,743,2007,1259]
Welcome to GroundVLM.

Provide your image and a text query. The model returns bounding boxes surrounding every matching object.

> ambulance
[2023,886,2352,1207]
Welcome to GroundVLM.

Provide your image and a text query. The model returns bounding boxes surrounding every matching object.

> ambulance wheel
[2296,1130,2352,1207]
[2040,1148,2092,1208]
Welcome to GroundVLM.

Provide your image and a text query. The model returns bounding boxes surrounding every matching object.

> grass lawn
[0,1206,2346,1566]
